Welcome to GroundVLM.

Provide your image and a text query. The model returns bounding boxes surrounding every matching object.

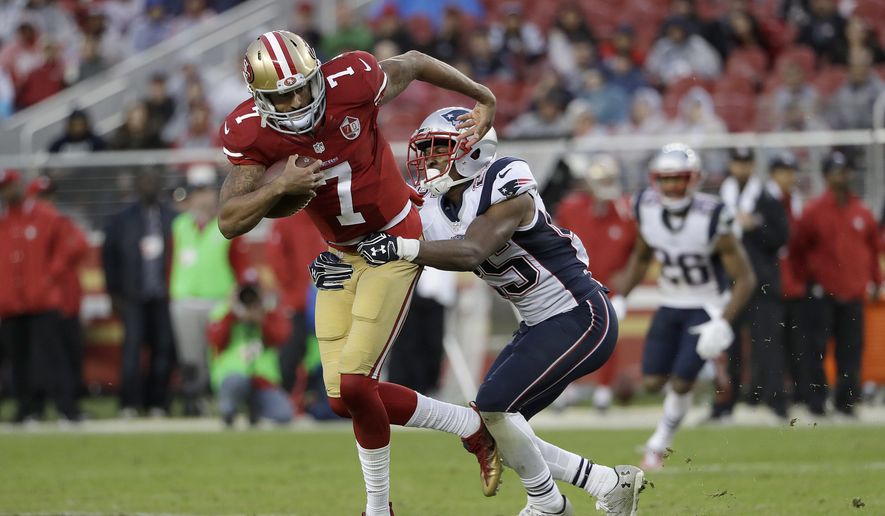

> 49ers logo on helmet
[243,58,254,83]
[283,76,297,87]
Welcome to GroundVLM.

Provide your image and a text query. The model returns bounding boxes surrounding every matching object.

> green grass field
[1,425,883,515]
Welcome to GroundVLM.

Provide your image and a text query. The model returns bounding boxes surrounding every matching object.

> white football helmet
[565,153,622,201]
[407,107,498,197]
[243,30,325,135]
[649,143,703,211]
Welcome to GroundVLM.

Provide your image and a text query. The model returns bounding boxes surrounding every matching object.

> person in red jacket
[554,153,636,410]
[28,175,91,403]
[791,151,884,416]
[0,170,79,423]
[265,210,326,394]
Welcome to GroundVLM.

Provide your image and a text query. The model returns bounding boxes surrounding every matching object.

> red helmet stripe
[271,31,299,76]
[260,33,285,80]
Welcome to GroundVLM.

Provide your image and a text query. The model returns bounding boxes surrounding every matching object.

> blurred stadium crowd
[0,0,884,426]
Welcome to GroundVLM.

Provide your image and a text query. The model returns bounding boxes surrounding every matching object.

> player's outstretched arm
[414,194,533,271]
[379,50,496,147]
[615,234,654,298]
[715,233,757,322]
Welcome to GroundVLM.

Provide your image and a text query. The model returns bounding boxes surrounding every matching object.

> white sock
[357,443,391,516]
[647,388,692,452]
[404,393,480,438]
[533,436,618,498]
[482,411,563,511]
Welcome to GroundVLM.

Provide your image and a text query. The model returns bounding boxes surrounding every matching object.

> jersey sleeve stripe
[374,72,389,105]
[707,202,726,242]
[271,31,299,75]
[477,157,522,215]
[260,33,286,79]
[222,147,244,157]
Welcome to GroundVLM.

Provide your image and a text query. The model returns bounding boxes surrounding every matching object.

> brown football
[259,155,318,218]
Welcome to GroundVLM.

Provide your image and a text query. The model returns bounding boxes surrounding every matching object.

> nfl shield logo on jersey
[313,141,325,153]
[340,116,361,140]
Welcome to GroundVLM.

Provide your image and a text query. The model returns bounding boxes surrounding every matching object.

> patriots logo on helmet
[498,178,533,198]
[440,108,469,126]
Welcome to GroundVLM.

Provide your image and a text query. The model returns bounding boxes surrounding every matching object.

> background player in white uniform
[347,107,646,516]
[616,144,756,470]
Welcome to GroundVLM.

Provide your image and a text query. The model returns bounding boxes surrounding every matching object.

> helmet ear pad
[454,135,497,178]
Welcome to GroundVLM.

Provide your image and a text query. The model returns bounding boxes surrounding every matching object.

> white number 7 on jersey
[321,161,366,226]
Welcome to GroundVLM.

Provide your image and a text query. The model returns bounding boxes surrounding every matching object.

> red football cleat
[461,402,503,497]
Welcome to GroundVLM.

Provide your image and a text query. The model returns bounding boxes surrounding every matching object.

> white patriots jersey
[635,189,734,309]
[420,157,603,326]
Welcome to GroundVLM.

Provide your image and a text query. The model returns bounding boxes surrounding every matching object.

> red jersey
[791,190,883,301]
[0,199,68,316]
[220,51,421,246]
[554,192,637,291]
[266,211,327,313]
[57,215,90,318]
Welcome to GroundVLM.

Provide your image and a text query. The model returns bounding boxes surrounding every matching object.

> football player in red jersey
[217,31,498,516]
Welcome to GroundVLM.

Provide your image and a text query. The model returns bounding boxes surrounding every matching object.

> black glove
[309,251,353,290]
[357,232,400,266]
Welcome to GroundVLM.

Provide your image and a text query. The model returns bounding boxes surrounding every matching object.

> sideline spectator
[668,87,728,178]
[574,68,629,125]
[791,151,883,416]
[0,23,42,87]
[828,48,884,130]
[465,32,510,81]
[555,153,637,411]
[387,268,456,395]
[645,16,722,85]
[766,153,810,406]
[28,175,90,404]
[169,165,252,416]
[769,61,820,129]
[319,3,373,58]
[266,211,326,395]
[0,169,80,423]
[143,73,176,135]
[110,102,166,150]
[796,0,846,65]
[169,0,215,36]
[14,40,64,109]
[839,15,885,65]
[101,168,176,417]
[208,282,293,427]
[488,2,545,75]
[505,91,571,139]
[48,109,106,153]
[130,0,172,53]
[603,53,649,96]
[599,24,644,66]
[428,6,467,62]
[547,2,596,77]
[614,88,667,190]
[716,148,789,420]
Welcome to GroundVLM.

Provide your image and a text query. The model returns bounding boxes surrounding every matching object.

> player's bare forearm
[617,235,653,297]
[379,51,495,107]
[413,195,529,271]
[218,165,281,239]
[716,234,757,322]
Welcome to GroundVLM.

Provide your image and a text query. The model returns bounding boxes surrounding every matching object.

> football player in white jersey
[616,143,756,470]
[312,107,646,516]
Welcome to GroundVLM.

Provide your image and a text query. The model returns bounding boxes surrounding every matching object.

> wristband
[397,237,421,262]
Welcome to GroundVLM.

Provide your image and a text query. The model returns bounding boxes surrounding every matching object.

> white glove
[610,295,627,322]
[689,317,734,360]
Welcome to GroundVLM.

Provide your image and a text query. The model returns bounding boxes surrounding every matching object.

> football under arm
[218,164,280,239]
[615,233,654,297]
[715,233,757,323]
[378,50,495,107]
[412,194,534,271]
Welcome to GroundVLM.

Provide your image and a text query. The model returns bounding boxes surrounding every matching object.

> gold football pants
[315,251,421,397]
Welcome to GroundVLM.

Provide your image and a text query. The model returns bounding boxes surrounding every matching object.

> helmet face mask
[243,31,325,135]
[407,107,498,197]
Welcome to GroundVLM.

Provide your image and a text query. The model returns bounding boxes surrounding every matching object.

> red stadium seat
[663,76,714,118]
[713,90,757,132]
[813,66,847,96]
[854,0,885,22]
[775,45,817,76]
[724,47,769,83]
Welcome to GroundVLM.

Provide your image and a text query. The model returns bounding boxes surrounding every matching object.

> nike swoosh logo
[497,168,510,179]
[224,122,230,135]
[358,57,372,71]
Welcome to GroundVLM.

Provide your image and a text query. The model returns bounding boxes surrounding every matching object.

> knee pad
[339,373,379,412]
[327,396,351,418]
